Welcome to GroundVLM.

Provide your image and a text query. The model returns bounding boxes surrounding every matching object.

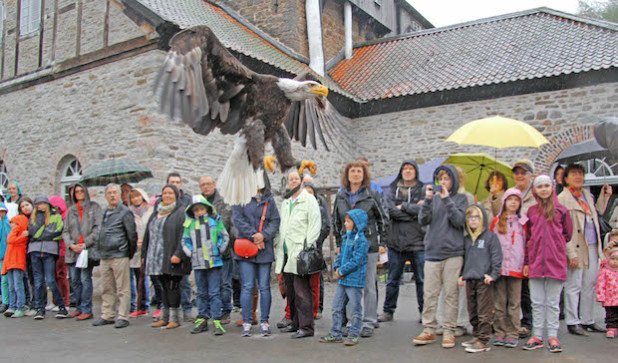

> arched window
[60,157,82,200]
[0,161,8,195]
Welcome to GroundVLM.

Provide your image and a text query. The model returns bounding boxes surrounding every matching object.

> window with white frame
[60,158,82,200]
[20,0,42,36]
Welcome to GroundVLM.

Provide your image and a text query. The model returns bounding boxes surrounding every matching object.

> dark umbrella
[594,117,618,159]
[554,139,609,164]
[80,159,153,187]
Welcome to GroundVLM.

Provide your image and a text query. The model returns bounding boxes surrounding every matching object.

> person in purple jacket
[522,175,573,354]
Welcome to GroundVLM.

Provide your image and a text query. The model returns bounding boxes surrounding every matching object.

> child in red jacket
[597,236,618,339]
[2,215,29,318]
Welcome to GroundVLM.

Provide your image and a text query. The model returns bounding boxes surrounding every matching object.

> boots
[166,308,180,329]
[151,308,169,327]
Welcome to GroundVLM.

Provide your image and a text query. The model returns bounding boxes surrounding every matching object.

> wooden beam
[51,0,59,63]
[75,0,82,57]
[58,2,75,15]
[104,0,110,48]
[1,7,6,79]
[14,0,22,76]
[38,0,46,68]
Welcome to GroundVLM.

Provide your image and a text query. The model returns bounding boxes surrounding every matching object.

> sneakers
[70,310,82,318]
[547,337,562,353]
[213,320,226,335]
[504,337,519,348]
[24,308,36,317]
[607,328,617,339]
[461,338,477,347]
[493,336,505,346]
[220,312,231,325]
[378,312,394,322]
[77,313,93,320]
[454,326,467,337]
[115,319,130,328]
[523,335,544,350]
[129,310,140,318]
[465,340,491,353]
[277,317,292,329]
[260,322,272,336]
[34,309,45,320]
[92,318,115,326]
[441,333,455,348]
[413,331,436,345]
[0,303,8,313]
[55,307,69,319]
[360,327,373,338]
[191,318,209,334]
[4,309,15,317]
[241,322,252,337]
[344,336,359,346]
[152,309,161,320]
[319,334,344,343]
[45,303,57,311]
[11,310,24,318]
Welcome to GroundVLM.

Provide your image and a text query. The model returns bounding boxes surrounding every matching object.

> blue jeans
[7,269,26,310]
[238,261,272,324]
[331,285,363,338]
[130,268,150,311]
[0,260,8,305]
[30,253,65,310]
[180,274,193,314]
[69,264,93,314]
[383,249,425,314]
[220,259,233,314]
[194,268,223,319]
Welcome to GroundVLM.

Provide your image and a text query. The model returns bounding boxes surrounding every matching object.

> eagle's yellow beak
[310,84,329,97]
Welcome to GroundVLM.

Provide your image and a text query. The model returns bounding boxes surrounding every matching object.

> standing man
[512,160,536,338]
[200,175,234,324]
[166,173,192,207]
[379,160,425,322]
[92,184,137,328]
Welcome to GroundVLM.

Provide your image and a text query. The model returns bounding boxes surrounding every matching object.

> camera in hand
[433,185,442,194]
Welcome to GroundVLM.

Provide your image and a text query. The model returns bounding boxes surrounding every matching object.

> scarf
[158,201,176,215]
[77,202,85,244]
[131,203,147,217]
[568,187,592,216]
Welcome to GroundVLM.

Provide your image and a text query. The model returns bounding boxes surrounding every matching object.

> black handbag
[296,239,326,276]
[598,215,612,241]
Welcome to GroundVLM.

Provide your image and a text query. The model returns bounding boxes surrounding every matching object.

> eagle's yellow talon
[299,160,317,175]
[263,155,276,172]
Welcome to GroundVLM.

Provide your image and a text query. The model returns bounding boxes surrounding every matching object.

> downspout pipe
[305,0,325,76]
[344,1,353,59]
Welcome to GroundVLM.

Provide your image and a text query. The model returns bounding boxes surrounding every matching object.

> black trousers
[284,272,314,335]
[156,274,183,308]
[606,306,618,329]
[520,278,532,329]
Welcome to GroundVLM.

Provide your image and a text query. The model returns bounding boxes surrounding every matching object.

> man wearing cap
[512,159,536,338]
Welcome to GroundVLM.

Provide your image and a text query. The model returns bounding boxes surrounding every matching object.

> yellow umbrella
[445,116,549,148]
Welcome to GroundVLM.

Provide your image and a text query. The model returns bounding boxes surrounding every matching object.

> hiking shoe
[465,340,491,353]
[213,320,226,335]
[220,312,231,325]
[34,309,45,320]
[261,322,272,336]
[547,337,562,353]
[462,338,477,347]
[115,319,130,328]
[77,313,93,320]
[344,336,359,346]
[504,337,519,348]
[442,333,455,348]
[607,328,617,339]
[70,310,82,318]
[319,334,344,343]
[92,318,114,326]
[11,310,24,318]
[56,307,69,319]
[360,327,373,338]
[4,309,15,317]
[241,322,252,337]
[277,317,292,329]
[413,331,436,345]
[378,312,394,322]
[523,336,544,350]
[493,336,505,346]
[191,318,209,334]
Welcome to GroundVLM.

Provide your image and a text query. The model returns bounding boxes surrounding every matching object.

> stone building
[1,0,617,202]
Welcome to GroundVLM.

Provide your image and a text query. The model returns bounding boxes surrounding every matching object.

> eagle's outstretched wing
[153,26,264,136]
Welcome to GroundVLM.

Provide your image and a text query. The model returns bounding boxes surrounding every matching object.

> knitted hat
[533,175,552,188]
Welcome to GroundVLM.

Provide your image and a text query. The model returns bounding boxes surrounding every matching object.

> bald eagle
[154,26,351,205]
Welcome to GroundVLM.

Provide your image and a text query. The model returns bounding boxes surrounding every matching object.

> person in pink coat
[597,237,618,339]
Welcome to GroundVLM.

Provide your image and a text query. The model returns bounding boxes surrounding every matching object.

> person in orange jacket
[2,215,29,317]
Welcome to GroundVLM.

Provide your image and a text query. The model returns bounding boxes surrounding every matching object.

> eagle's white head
[277,78,329,101]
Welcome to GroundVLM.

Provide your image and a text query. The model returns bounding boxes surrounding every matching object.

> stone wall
[353,83,618,181]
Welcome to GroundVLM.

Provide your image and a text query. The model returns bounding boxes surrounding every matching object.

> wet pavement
[0,282,616,362]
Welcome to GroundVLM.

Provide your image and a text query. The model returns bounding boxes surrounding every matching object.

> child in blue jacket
[320,209,369,346]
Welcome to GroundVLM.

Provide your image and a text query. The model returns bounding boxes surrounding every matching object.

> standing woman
[275,171,321,339]
[332,161,387,338]
[128,188,153,317]
[142,185,189,329]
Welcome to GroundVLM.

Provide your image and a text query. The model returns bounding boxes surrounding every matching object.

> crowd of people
[0,157,617,354]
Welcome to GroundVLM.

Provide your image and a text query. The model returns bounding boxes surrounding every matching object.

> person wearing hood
[62,183,102,320]
[128,188,153,318]
[2,215,29,318]
[489,187,528,348]
[182,195,229,335]
[596,241,618,339]
[522,175,572,353]
[379,160,425,323]
[142,184,189,330]
[48,196,70,311]
[17,196,34,313]
[320,209,370,346]
[27,195,67,319]
[414,164,468,349]
[332,160,388,338]
[480,171,508,221]
[458,205,503,353]
[92,184,137,329]
[0,203,10,313]
[5,181,23,219]
[232,182,280,337]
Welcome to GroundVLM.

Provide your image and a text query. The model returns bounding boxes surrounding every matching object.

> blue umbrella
[376,157,446,195]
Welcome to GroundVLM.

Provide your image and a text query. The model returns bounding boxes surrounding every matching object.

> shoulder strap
[258,201,268,233]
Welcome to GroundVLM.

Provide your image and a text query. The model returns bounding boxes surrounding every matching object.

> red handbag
[234,201,269,258]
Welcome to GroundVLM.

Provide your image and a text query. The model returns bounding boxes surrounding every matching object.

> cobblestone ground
[1,281,616,362]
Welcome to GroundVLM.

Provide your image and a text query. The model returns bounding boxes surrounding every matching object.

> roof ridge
[354,7,618,49]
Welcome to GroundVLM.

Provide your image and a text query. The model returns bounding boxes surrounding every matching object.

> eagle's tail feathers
[218,136,264,206]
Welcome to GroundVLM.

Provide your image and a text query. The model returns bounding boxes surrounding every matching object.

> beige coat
[129,188,154,268]
[480,190,505,221]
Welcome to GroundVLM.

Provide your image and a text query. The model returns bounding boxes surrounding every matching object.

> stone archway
[533,125,595,174]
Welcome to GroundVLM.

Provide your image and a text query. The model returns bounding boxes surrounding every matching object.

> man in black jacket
[379,160,425,323]
[92,184,137,329]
